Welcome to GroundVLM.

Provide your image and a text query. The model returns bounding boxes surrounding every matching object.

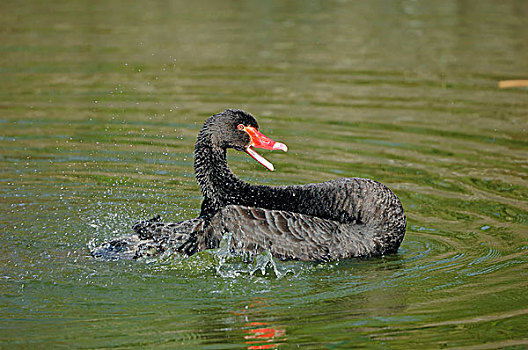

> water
[1,0,527,348]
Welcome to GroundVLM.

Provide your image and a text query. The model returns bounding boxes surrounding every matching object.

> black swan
[91,109,406,261]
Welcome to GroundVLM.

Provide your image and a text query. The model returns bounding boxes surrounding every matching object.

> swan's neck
[194,136,249,217]
[193,128,304,219]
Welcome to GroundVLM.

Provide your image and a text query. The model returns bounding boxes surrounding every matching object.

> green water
[1,0,527,348]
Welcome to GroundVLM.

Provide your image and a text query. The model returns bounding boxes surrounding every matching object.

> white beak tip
[273,142,288,152]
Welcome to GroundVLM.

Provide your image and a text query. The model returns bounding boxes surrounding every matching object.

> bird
[91,109,406,261]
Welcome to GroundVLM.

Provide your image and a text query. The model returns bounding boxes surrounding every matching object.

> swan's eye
[237,124,245,131]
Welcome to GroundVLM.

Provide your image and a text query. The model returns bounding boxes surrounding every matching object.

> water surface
[1,0,527,348]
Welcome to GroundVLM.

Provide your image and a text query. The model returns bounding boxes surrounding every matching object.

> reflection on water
[1,0,528,348]
[245,322,284,350]
[237,299,285,350]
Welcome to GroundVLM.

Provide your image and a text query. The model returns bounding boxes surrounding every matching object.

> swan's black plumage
[91,109,406,261]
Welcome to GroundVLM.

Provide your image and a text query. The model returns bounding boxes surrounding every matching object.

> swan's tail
[90,216,204,260]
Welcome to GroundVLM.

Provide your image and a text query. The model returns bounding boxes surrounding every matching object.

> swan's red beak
[243,126,288,171]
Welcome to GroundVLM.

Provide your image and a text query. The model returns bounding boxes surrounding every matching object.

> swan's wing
[220,205,376,261]
[91,217,206,260]
[132,217,204,246]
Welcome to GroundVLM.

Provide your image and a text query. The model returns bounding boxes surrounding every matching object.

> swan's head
[201,109,288,171]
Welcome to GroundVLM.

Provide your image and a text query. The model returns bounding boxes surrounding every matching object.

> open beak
[243,126,287,171]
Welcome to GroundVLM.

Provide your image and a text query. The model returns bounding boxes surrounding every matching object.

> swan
[91,109,406,261]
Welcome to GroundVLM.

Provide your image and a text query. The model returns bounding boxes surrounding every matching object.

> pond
[1,0,527,348]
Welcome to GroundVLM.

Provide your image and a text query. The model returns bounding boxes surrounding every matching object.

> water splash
[210,232,293,279]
